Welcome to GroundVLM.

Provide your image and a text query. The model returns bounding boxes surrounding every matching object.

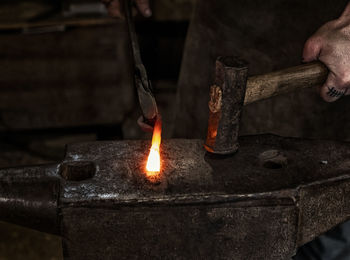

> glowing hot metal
[146,116,162,178]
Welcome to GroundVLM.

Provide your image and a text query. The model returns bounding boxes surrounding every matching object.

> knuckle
[306,36,321,47]
[303,36,323,60]
[337,75,350,88]
[304,38,314,50]
[304,37,321,53]
[332,69,350,87]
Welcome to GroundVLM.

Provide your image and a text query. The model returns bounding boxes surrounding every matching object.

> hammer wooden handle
[244,61,328,105]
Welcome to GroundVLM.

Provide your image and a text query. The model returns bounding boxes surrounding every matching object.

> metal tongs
[124,0,158,129]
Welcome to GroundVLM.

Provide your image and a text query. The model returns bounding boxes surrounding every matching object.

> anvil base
[1,135,350,259]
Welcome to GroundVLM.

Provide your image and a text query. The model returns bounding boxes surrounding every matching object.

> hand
[303,3,350,102]
[101,0,152,18]
[137,116,154,132]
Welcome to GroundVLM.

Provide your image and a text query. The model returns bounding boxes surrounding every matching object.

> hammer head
[204,56,248,154]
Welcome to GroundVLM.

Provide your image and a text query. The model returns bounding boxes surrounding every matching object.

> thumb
[302,36,322,62]
[320,72,347,102]
[341,2,350,17]
[135,0,152,17]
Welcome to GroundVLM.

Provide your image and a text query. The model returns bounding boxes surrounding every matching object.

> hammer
[204,56,328,154]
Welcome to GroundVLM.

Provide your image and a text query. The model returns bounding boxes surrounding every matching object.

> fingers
[105,0,122,17]
[137,116,154,132]
[320,72,348,102]
[304,4,350,102]
[302,36,323,62]
[302,35,348,102]
[103,0,151,18]
[135,0,152,17]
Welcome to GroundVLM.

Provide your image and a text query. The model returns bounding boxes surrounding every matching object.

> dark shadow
[294,220,350,260]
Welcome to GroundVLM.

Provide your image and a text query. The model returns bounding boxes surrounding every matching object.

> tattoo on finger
[326,87,347,98]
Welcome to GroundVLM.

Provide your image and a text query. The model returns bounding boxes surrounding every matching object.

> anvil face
[2,135,350,259]
[61,139,214,206]
[57,135,350,259]
[61,135,350,205]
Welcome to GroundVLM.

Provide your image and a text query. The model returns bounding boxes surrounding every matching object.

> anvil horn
[0,164,61,235]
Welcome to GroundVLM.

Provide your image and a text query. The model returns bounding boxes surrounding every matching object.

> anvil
[1,135,350,259]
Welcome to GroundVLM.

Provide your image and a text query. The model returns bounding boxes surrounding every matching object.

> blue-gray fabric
[295,221,350,260]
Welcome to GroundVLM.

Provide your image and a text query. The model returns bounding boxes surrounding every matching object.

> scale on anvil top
[2,4,350,259]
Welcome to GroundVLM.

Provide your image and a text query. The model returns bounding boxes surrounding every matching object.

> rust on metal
[208,85,222,113]
[204,56,248,155]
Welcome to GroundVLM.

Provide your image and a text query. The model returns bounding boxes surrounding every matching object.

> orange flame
[146,116,162,177]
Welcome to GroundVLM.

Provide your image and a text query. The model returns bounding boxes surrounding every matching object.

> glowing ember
[146,116,162,177]
[146,147,160,174]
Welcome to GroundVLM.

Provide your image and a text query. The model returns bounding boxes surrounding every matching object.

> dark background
[0,0,194,259]
[1,0,350,259]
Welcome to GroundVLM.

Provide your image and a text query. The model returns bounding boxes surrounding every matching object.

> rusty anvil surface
[2,135,350,259]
